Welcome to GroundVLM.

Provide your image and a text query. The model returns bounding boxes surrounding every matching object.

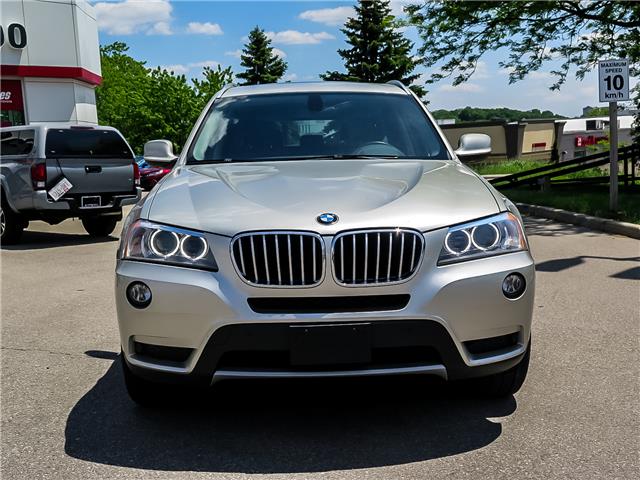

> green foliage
[96,42,153,154]
[431,107,563,123]
[237,27,287,85]
[192,65,234,102]
[585,107,610,117]
[96,42,233,153]
[406,1,640,136]
[503,187,640,223]
[321,0,425,97]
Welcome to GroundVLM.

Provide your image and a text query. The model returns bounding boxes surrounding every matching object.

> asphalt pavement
[1,214,638,479]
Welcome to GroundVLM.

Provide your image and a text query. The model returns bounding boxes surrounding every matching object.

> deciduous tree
[405,0,639,134]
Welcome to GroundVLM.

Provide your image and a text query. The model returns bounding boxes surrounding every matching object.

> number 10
[604,75,624,90]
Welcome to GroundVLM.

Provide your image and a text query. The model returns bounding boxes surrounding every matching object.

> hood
[147,159,501,236]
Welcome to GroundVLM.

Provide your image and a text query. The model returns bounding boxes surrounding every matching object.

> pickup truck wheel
[467,339,531,398]
[0,202,25,245]
[81,216,118,237]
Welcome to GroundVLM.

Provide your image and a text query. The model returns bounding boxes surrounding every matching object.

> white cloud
[186,22,223,36]
[225,49,242,59]
[472,61,490,79]
[158,60,219,76]
[147,21,172,36]
[390,0,412,18]
[225,48,286,59]
[94,0,173,36]
[189,60,220,69]
[439,83,484,93]
[160,64,189,75]
[265,30,334,45]
[298,6,354,26]
[281,73,298,82]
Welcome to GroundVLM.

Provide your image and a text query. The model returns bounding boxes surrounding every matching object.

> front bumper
[115,228,535,385]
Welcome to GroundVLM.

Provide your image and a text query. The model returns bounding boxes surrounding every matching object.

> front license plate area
[290,323,372,366]
[81,195,101,208]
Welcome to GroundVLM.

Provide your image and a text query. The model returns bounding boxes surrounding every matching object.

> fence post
[623,147,628,187]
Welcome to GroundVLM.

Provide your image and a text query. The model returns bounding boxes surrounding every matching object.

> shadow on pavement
[523,217,599,237]
[610,266,640,280]
[0,230,117,251]
[536,255,640,273]
[65,355,516,474]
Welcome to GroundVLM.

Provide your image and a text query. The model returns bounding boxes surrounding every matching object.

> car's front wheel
[82,216,118,237]
[469,340,531,397]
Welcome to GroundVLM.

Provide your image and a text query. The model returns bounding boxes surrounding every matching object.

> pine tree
[237,27,288,85]
[321,0,425,97]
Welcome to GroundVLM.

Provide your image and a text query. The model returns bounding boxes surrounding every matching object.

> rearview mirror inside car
[144,140,178,165]
[454,133,492,158]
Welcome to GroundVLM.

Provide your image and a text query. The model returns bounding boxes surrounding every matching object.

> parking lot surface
[1,214,638,479]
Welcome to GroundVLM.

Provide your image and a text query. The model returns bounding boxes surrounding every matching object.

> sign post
[598,59,630,211]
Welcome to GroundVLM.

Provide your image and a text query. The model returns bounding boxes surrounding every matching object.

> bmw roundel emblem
[317,212,338,225]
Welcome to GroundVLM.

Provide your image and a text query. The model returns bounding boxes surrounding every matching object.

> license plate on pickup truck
[81,196,102,208]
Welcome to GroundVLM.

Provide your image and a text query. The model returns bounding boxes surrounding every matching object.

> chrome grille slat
[232,232,323,287]
[333,229,424,286]
[262,235,270,285]
[300,236,305,285]
[238,237,246,276]
[387,232,393,282]
[287,235,293,285]
[275,234,282,284]
[250,236,258,283]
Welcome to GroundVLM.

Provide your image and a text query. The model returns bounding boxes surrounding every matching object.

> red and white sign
[0,79,23,110]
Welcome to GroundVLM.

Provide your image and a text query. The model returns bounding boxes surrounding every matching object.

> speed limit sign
[598,59,629,102]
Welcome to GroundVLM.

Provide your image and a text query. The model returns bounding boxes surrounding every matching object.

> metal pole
[609,101,618,211]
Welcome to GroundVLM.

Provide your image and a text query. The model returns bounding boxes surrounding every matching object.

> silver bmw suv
[116,81,534,406]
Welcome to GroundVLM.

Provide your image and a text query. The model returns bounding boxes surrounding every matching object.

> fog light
[502,273,526,299]
[126,281,152,309]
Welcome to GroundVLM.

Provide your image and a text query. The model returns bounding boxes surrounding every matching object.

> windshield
[187,92,449,163]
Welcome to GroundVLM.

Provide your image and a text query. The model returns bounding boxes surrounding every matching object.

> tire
[469,340,531,398]
[121,356,169,408]
[0,198,25,245]
[82,216,118,237]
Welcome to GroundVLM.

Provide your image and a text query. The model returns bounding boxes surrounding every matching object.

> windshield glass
[187,92,449,163]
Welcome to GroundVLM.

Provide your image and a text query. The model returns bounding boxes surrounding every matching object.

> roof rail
[386,80,411,94]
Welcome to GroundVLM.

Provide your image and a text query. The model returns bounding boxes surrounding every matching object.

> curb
[515,203,640,240]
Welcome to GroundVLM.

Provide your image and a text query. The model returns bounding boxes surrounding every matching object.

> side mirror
[144,140,178,165]
[454,133,492,158]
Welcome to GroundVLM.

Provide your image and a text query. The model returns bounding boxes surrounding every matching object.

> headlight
[438,212,527,265]
[122,220,218,271]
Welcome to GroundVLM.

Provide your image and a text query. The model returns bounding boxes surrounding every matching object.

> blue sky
[93,0,636,117]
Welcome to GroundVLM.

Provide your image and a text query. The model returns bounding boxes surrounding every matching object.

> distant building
[439,114,636,163]
[558,116,635,159]
[0,0,101,126]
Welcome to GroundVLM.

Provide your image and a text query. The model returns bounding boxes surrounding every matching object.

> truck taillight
[31,163,46,189]
[133,161,140,186]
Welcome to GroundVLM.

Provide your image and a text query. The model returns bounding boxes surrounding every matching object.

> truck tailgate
[45,127,136,195]
[48,158,134,194]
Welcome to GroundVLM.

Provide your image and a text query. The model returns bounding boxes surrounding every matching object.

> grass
[473,160,623,180]
[472,160,543,175]
[502,186,640,224]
